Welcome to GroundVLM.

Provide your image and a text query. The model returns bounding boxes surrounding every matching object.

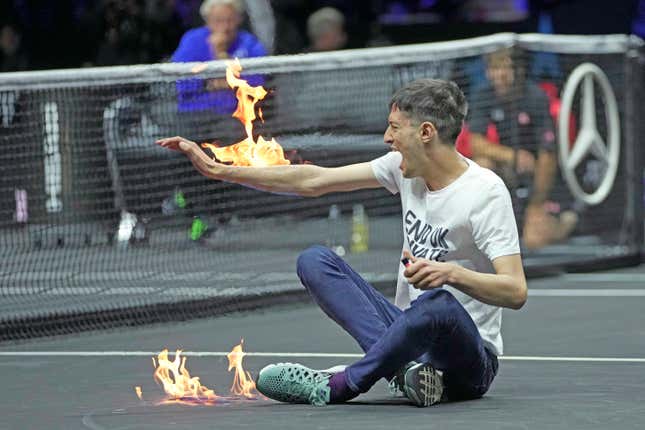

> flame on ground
[134,386,143,400]
[153,349,219,404]
[227,339,259,398]
[201,58,291,167]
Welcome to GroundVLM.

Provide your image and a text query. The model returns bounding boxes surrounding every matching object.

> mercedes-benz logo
[558,63,621,206]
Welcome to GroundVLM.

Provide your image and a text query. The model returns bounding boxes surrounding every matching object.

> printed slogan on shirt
[405,210,450,261]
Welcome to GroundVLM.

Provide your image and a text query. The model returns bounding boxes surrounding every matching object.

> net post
[623,40,645,260]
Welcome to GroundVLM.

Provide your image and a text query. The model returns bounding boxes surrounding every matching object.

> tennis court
[1,33,643,429]
[1,264,644,429]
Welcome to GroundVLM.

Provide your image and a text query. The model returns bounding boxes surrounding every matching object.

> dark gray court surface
[1,264,644,430]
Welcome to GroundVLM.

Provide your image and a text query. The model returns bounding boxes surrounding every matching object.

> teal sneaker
[256,362,332,406]
[403,362,444,407]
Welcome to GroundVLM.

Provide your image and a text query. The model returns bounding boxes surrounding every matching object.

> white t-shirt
[370,151,520,355]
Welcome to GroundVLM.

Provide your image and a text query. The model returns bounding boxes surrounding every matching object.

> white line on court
[562,273,645,283]
[528,289,645,296]
[0,351,644,363]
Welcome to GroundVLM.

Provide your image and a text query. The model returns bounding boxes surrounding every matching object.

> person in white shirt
[156,78,528,407]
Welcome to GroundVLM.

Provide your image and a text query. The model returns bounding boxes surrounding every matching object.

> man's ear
[420,121,437,143]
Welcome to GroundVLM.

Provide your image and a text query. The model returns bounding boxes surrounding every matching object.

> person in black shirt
[466,48,577,250]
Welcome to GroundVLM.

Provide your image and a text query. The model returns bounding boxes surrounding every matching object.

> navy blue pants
[297,245,499,401]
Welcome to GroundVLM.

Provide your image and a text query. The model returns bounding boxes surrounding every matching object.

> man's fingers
[155,137,198,153]
[407,266,433,285]
[418,271,448,290]
[416,273,438,289]
[428,275,446,288]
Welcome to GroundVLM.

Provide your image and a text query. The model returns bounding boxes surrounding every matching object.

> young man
[156,79,528,407]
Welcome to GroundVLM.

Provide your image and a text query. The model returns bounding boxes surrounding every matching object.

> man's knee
[406,289,461,331]
[296,245,336,281]
[417,289,460,309]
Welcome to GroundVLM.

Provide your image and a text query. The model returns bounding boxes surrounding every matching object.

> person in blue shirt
[171,0,266,115]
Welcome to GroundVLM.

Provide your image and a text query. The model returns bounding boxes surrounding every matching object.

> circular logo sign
[558,63,620,206]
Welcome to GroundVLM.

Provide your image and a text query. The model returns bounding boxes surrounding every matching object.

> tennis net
[0,33,642,341]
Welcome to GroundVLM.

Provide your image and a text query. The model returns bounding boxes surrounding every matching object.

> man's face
[487,57,515,97]
[384,105,424,178]
[206,4,241,46]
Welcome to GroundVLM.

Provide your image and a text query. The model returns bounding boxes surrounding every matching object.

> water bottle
[351,204,369,254]
[190,216,208,241]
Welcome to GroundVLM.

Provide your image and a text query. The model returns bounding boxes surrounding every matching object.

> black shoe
[403,362,444,407]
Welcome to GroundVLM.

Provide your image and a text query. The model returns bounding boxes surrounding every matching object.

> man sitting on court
[156,79,528,407]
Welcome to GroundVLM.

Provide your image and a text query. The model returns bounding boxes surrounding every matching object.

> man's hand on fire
[156,136,223,179]
[402,250,458,290]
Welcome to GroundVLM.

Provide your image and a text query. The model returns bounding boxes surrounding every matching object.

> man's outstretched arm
[156,136,382,197]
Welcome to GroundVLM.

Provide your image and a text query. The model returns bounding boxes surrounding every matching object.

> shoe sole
[403,363,444,407]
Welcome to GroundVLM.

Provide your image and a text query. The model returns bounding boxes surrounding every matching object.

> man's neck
[421,145,469,192]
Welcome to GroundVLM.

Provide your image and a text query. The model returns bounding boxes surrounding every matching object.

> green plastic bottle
[350,204,369,254]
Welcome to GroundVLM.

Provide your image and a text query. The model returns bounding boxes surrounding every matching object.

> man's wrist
[211,162,228,179]
[447,264,464,285]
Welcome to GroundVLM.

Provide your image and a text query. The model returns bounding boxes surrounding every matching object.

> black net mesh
[0,34,642,341]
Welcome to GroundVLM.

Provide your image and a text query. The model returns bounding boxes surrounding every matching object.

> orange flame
[134,386,143,400]
[201,58,290,167]
[227,339,258,398]
[153,349,219,403]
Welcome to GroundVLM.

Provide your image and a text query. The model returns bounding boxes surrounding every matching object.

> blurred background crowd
[1,0,644,73]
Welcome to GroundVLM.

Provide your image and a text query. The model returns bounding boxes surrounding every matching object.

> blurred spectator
[171,0,266,117]
[306,7,347,52]
[95,0,149,66]
[0,22,29,72]
[465,48,577,250]
[172,0,265,62]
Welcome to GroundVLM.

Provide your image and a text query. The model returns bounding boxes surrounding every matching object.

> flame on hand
[201,58,291,167]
